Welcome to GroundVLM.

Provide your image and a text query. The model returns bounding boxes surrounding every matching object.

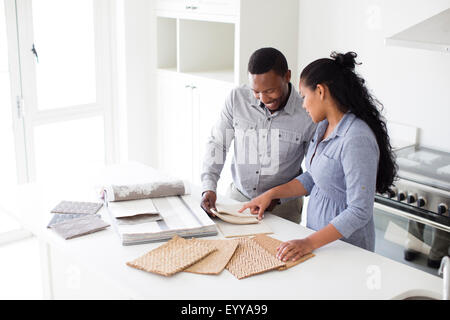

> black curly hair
[300,51,397,194]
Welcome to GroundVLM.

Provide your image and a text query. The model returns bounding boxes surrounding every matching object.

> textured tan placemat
[225,237,285,280]
[126,235,216,277]
[184,239,239,275]
[252,234,315,270]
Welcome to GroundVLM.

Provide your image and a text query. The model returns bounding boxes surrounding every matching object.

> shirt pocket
[316,153,344,185]
[277,128,303,161]
[233,117,258,163]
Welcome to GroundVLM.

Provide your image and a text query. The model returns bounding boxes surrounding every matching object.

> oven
[373,145,450,277]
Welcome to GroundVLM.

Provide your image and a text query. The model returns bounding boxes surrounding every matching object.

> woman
[239,52,397,261]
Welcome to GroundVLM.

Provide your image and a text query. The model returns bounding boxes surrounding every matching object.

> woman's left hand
[276,238,315,262]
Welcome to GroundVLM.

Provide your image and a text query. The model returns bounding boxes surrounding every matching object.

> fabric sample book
[106,195,217,245]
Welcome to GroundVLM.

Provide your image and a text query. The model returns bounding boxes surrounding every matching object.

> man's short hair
[247,47,288,77]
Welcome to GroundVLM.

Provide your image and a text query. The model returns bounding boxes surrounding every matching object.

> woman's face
[299,80,326,123]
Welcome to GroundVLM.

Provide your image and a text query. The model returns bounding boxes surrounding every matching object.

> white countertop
[0,162,443,300]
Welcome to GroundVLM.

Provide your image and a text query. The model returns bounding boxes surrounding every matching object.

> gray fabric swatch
[47,213,100,228]
[50,215,110,240]
[115,213,163,225]
[51,201,103,215]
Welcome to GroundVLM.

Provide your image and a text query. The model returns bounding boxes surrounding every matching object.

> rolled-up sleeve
[201,91,235,193]
[330,135,379,238]
[296,171,315,196]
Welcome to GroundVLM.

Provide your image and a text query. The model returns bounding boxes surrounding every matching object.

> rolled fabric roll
[104,179,190,202]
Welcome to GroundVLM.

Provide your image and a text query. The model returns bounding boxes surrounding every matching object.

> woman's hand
[238,191,273,220]
[276,238,315,262]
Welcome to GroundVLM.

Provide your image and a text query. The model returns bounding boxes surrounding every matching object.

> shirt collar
[316,112,356,142]
[251,83,296,116]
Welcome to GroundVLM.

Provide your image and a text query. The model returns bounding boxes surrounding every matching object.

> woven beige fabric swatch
[216,218,273,238]
[225,237,285,280]
[126,235,216,276]
[184,239,239,275]
[252,234,315,270]
[212,210,259,225]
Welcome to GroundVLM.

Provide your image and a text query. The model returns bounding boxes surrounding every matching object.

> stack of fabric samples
[126,234,315,280]
[47,201,110,240]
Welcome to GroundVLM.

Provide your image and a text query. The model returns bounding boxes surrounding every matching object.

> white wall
[297,0,450,152]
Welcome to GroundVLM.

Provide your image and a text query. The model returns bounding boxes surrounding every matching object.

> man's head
[248,47,291,112]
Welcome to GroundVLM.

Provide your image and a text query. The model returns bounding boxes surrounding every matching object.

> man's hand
[200,191,217,217]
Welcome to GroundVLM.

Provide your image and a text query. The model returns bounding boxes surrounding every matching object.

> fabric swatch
[211,209,258,225]
[50,215,110,240]
[225,237,285,280]
[184,239,239,275]
[47,213,100,228]
[252,234,315,270]
[51,201,103,215]
[115,213,163,225]
[216,218,273,238]
[126,235,216,277]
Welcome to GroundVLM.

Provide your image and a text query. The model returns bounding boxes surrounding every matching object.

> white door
[14,0,116,183]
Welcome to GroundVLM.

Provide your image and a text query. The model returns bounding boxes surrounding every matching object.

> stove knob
[417,197,427,208]
[386,189,396,198]
[407,193,417,204]
[397,191,406,202]
[437,203,448,215]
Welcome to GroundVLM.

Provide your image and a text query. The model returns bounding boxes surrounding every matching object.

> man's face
[248,70,291,112]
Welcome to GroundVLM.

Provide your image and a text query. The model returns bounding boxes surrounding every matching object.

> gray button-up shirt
[296,112,379,251]
[201,83,316,199]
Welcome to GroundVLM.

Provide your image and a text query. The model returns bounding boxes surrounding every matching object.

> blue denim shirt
[296,112,379,251]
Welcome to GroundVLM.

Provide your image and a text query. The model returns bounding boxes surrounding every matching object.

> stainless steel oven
[373,145,450,276]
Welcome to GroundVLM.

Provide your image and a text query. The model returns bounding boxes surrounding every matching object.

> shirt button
[253,188,256,191]
[256,171,259,174]
[267,118,271,121]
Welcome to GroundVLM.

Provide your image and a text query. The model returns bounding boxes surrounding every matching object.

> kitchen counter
[0,162,443,300]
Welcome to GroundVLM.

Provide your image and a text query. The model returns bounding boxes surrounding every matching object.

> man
[200,47,316,223]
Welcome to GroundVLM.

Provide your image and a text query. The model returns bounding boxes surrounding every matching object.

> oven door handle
[374,202,450,233]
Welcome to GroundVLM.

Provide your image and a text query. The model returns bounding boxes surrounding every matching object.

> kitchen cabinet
[156,0,299,190]
[157,70,233,188]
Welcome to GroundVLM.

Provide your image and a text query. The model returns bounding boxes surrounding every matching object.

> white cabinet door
[157,71,234,187]
[157,71,194,182]
[192,78,234,189]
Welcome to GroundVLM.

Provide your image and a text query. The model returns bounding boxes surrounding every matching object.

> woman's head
[299,51,397,193]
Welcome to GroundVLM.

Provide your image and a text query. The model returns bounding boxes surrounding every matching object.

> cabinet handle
[191,86,197,89]
[185,85,192,88]
[185,6,192,9]
[191,6,198,10]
